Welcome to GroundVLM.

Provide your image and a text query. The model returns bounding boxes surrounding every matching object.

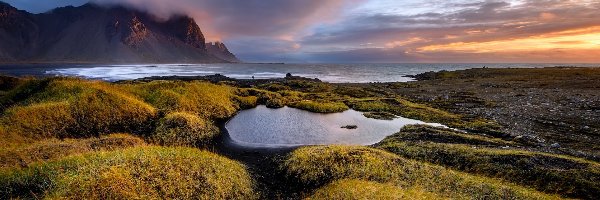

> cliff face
[0,2,240,63]
[206,41,240,63]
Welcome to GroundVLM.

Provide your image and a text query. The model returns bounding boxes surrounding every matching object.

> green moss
[283,145,559,199]
[0,146,256,199]
[307,179,443,200]
[376,126,600,199]
[289,100,349,113]
[151,112,218,147]
[0,134,145,169]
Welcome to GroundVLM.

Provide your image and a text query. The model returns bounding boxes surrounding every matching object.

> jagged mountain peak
[0,2,239,63]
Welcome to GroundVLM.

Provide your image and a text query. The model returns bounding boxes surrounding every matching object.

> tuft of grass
[289,100,349,113]
[283,145,559,199]
[0,134,145,169]
[376,125,600,199]
[151,112,218,147]
[363,112,397,120]
[265,98,285,108]
[3,101,75,139]
[124,81,238,120]
[68,86,157,136]
[1,78,157,139]
[0,146,257,199]
[307,179,443,200]
[234,95,258,109]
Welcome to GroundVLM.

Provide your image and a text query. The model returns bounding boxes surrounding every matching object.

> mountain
[206,41,241,63]
[0,2,240,63]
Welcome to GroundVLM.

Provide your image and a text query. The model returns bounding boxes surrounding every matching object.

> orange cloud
[418,26,600,53]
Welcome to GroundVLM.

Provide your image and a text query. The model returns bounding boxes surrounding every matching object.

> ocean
[1,63,598,83]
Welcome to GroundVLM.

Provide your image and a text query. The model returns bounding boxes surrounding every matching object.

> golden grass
[289,100,349,113]
[151,112,219,147]
[0,134,145,169]
[0,146,257,199]
[3,101,75,139]
[1,78,157,139]
[376,125,600,199]
[124,81,238,119]
[307,179,444,200]
[283,145,559,199]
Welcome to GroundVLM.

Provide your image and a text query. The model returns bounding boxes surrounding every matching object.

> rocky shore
[394,67,600,160]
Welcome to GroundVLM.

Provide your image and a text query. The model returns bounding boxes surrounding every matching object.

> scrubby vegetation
[376,125,600,199]
[0,134,145,169]
[307,179,442,200]
[152,112,218,147]
[123,81,238,119]
[283,145,559,199]
[0,74,596,199]
[1,78,157,140]
[0,146,256,199]
[289,100,349,113]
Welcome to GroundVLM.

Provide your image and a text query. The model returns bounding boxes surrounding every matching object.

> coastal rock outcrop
[206,41,240,63]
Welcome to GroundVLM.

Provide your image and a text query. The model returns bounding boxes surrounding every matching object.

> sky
[4,0,600,63]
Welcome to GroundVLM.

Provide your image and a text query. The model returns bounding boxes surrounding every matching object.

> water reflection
[225,105,444,147]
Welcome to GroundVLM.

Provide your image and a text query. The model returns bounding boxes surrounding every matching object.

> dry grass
[0,146,257,199]
[376,125,600,199]
[283,145,559,199]
[289,100,349,113]
[0,134,145,169]
[124,80,238,119]
[307,179,443,200]
[1,78,157,139]
[151,112,219,147]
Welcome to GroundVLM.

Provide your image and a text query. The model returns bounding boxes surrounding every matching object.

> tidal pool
[225,105,444,147]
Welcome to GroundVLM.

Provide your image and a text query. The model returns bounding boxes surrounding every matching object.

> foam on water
[0,63,594,83]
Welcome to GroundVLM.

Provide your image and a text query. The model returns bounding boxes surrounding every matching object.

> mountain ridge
[0,2,241,63]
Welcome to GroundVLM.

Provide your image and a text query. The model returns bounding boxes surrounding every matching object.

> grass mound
[0,134,145,169]
[124,81,238,119]
[376,125,600,199]
[0,146,256,199]
[152,112,218,147]
[307,179,442,200]
[289,100,349,113]
[1,78,157,139]
[283,145,558,199]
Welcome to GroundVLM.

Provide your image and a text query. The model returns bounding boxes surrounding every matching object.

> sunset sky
[5,0,600,63]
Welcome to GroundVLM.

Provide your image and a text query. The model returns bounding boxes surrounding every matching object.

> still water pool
[225,105,444,147]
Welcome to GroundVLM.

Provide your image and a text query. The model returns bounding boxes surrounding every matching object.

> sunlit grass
[289,100,349,113]
[0,134,145,169]
[283,145,559,199]
[376,125,600,199]
[151,112,218,147]
[307,179,443,200]
[0,146,257,199]
[123,80,238,119]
